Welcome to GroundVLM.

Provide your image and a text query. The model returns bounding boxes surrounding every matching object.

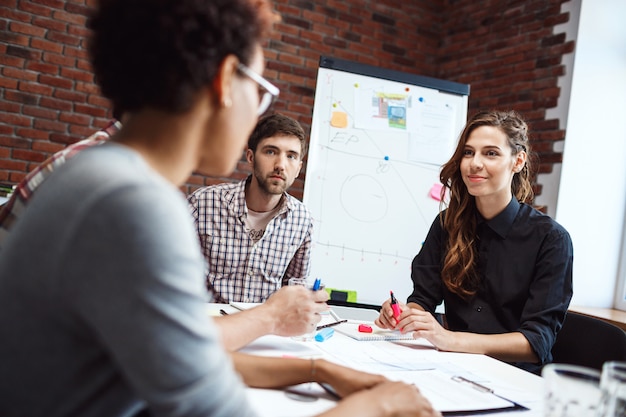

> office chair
[550,311,626,371]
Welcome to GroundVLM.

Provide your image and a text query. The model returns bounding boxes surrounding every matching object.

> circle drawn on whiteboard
[340,175,388,222]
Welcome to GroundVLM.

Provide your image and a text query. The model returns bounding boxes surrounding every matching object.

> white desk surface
[209,303,545,417]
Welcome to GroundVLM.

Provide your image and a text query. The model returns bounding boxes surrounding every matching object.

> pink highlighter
[390,290,401,320]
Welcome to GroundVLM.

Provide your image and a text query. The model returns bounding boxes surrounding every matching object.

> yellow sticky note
[330,111,348,128]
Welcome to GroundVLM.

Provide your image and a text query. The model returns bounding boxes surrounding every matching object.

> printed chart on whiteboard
[303,57,469,306]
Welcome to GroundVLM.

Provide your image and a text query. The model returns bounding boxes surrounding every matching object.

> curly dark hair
[247,113,308,158]
[88,0,278,115]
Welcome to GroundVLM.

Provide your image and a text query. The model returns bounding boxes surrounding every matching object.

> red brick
[52,9,87,25]
[76,58,93,71]
[4,90,39,105]
[0,0,18,8]
[39,74,74,89]
[68,124,94,136]
[2,7,32,22]
[0,159,27,171]
[43,52,76,67]
[23,105,58,120]
[0,77,19,89]
[63,46,88,59]
[74,103,107,118]
[40,96,73,111]
[59,112,91,126]
[31,38,64,54]
[16,128,51,140]
[60,67,93,83]
[46,30,81,46]
[86,95,110,108]
[10,21,47,37]
[12,148,47,163]
[18,81,53,95]
[25,61,58,77]
[0,112,32,127]
[34,118,67,133]
[31,140,64,153]
[53,88,86,102]
[32,16,67,32]
[0,31,30,47]
[32,0,64,8]
[0,125,14,135]
[0,101,21,113]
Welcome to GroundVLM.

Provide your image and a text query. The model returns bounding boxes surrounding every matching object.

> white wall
[537,0,580,219]
[556,0,626,307]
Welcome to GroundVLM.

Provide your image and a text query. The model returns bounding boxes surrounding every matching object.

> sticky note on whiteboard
[429,183,443,201]
[330,111,348,128]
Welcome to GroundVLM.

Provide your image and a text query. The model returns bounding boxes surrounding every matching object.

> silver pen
[451,375,494,393]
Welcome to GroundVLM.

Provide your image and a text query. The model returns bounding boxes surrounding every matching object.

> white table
[210,304,545,417]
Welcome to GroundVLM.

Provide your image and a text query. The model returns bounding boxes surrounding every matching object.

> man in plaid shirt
[189,113,313,303]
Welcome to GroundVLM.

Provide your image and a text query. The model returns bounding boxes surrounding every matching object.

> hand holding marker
[390,290,402,321]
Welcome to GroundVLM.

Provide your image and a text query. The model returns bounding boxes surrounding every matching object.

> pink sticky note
[429,183,443,201]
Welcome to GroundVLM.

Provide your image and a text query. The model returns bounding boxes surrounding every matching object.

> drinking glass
[542,363,602,416]
[288,277,316,342]
[597,361,626,417]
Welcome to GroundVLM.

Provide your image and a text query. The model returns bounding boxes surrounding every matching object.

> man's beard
[254,168,290,195]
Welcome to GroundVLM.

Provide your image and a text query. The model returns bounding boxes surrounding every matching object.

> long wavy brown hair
[439,110,535,298]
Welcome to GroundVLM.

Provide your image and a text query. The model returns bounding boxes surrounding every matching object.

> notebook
[334,322,415,341]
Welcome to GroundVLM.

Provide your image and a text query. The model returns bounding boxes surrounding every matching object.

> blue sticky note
[315,327,334,342]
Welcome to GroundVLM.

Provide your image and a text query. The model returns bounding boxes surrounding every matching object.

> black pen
[219,309,229,316]
[316,319,347,331]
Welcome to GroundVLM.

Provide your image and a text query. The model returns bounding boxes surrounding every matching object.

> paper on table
[238,335,322,358]
[384,369,520,414]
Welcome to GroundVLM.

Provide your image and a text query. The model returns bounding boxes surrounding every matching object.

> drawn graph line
[314,241,414,262]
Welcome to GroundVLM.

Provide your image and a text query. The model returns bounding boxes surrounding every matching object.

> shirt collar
[479,197,520,238]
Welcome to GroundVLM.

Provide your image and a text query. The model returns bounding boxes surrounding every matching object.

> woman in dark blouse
[376,110,573,373]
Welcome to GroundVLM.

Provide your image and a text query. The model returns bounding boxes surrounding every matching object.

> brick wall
[0,0,572,203]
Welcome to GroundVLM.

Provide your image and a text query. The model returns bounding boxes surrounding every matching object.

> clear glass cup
[542,363,602,417]
[597,361,626,417]
[288,277,316,342]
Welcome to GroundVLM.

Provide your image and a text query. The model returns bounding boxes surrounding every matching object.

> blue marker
[312,278,321,291]
[315,327,334,342]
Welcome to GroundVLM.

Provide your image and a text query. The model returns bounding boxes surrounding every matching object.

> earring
[222,97,232,108]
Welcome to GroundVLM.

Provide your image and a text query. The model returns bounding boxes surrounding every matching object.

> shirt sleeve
[282,215,313,285]
[407,214,446,314]
[63,184,258,417]
[517,225,574,365]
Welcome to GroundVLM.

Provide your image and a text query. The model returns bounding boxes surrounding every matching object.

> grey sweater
[0,143,258,417]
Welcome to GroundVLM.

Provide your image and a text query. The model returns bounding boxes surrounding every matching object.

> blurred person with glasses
[0,0,440,416]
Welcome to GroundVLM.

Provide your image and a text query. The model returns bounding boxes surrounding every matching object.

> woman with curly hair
[0,0,440,416]
[376,110,573,374]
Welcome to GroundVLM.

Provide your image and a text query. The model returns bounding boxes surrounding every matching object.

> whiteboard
[303,57,469,306]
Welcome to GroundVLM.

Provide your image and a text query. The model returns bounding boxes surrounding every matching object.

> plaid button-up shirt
[188,177,313,303]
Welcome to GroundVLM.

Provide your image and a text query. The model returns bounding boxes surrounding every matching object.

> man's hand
[261,285,329,336]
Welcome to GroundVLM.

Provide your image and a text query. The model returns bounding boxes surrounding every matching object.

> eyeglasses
[236,63,280,116]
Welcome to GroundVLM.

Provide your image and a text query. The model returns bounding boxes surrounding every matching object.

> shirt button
[476,306,482,312]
